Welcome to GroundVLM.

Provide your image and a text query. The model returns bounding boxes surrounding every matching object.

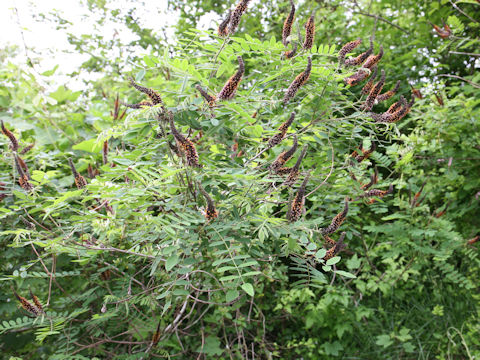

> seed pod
[198,182,218,221]
[303,15,315,50]
[283,43,298,59]
[344,68,371,86]
[338,38,362,64]
[287,173,310,222]
[169,116,201,167]
[361,66,378,95]
[12,288,40,316]
[195,85,216,106]
[1,120,19,151]
[121,100,153,109]
[68,158,87,189]
[363,70,386,111]
[228,0,251,34]
[218,10,232,37]
[324,232,346,261]
[283,146,307,188]
[267,112,295,148]
[283,57,312,104]
[282,0,296,46]
[376,80,400,103]
[14,155,33,192]
[270,134,298,173]
[218,56,245,100]
[29,289,45,314]
[129,78,164,106]
[321,197,349,235]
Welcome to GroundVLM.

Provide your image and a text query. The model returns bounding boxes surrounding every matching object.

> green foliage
[1,0,479,359]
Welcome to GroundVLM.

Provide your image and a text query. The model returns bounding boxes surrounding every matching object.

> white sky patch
[0,0,182,90]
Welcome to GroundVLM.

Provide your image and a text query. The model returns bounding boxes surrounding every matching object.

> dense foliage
[1,0,479,359]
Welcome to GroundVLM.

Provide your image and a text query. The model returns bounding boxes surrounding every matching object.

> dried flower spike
[344,68,371,86]
[16,155,30,179]
[338,38,362,64]
[352,142,376,163]
[103,139,108,165]
[282,0,296,46]
[218,56,245,100]
[324,232,346,261]
[287,173,310,222]
[363,184,394,201]
[467,235,479,245]
[430,22,451,39]
[283,57,312,104]
[29,289,45,314]
[371,96,411,123]
[169,116,201,167]
[270,134,298,174]
[267,112,295,148]
[323,235,337,248]
[218,10,232,37]
[303,15,315,50]
[283,43,298,59]
[363,46,384,69]
[129,78,164,107]
[361,66,377,95]
[228,0,251,34]
[283,146,307,188]
[15,155,33,192]
[195,85,216,106]
[361,167,378,190]
[20,142,35,155]
[1,120,19,151]
[376,80,400,103]
[12,288,41,316]
[198,182,218,221]
[68,158,87,189]
[363,69,386,111]
[121,100,153,109]
[321,197,349,235]
[344,46,373,67]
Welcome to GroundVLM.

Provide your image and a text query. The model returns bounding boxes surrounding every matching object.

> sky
[0,0,189,89]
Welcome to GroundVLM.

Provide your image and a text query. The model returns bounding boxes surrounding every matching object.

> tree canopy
[1,0,479,358]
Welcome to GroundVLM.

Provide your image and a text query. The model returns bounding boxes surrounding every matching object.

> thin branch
[449,0,480,25]
[438,74,480,88]
[449,51,480,57]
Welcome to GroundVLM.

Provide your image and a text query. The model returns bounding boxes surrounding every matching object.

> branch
[438,74,480,88]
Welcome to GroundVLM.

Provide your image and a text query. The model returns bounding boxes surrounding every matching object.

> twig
[449,51,480,57]
[449,0,480,25]
[438,74,480,88]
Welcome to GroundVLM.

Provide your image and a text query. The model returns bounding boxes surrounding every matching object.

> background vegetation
[1,0,479,358]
